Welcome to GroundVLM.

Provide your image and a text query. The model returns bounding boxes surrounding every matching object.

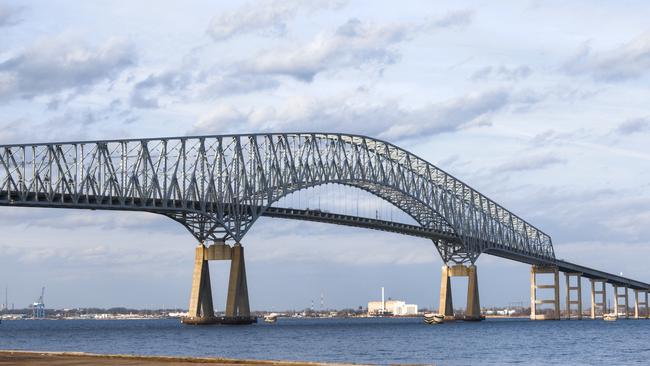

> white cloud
[493,154,566,173]
[615,117,650,135]
[206,0,347,41]
[243,18,408,81]
[0,36,135,100]
[564,34,650,82]
[242,12,473,82]
[191,88,514,141]
[471,65,532,81]
[130,70,192,109]
[430,9,474,28]
[130,70,281,109]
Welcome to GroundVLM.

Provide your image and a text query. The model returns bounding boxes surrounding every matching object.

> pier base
[565,272,582,319]
[613,286,629,319]
[530,265,560,320]
[438,264,482,321]
[181,315,257,325]
[590,279,607,319]
[182,242,255,325]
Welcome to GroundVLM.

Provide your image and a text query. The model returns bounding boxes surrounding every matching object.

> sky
[0,0,649,312]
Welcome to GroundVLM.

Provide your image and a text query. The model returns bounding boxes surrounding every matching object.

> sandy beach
[0,351,367,366]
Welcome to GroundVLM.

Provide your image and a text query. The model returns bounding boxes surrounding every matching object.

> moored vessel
[264,313,278,323]
[423,313,444,324]
[603,313,617,322]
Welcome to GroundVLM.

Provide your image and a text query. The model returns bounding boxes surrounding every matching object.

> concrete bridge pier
[634,289,648,319]
[564,272,582,319]
[635,290,649,319]
[225,243,251,319]
[186,244,215,323]
[613,286,629,319]
[438,264,481,321]
[182,242,256,325]
[590,279,607,319]
[530,265,560,320]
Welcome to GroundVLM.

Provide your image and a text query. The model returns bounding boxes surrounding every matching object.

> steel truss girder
[0,133,555,263]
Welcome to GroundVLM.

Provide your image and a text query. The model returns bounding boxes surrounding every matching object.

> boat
[603,313,617,322]
[423,313,444,324]
[264,313,278,323]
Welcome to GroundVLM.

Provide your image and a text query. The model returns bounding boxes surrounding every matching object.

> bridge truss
[0,133,554,264]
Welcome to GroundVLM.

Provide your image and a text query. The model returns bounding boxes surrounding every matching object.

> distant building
[367,287,418,316]
[368,300,418,316]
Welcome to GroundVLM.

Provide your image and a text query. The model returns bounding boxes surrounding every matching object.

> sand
[0,351,367,366]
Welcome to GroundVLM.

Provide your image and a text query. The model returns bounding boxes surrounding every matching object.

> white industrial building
[367,287,418,316]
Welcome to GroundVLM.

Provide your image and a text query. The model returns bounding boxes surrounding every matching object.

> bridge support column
[439,266,454,320]
[613,286,629,319]
[590,279,607,319]
[564,272,582,319]
[438,264,481,321]
[634,290,643,319]
[185,244,215,323]
[182,242,255,325]
[225,243,251,319]
[530,265,560,320]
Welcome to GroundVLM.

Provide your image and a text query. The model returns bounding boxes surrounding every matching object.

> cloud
[130,69,281,109]
[0,4,23,27]
[243,18,408,82]
[247,219,435,265]
[242,13,473,82]
[564,34,650,82]
[614,117,650,135]
[503,185,650,246]
[431,9,474,28]
[0,36,135,100]
[129,70,192,109]
[191,88,513,141]
[494,154,566,173]
[382,90,508,139]
[0,105,137,144]
[471,65,532,81]
[204,73,280,97]
[206,0,347,41]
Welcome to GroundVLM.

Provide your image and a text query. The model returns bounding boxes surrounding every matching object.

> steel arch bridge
[0,133,553,265]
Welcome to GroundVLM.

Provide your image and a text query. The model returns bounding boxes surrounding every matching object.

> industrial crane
[32,287,45,318]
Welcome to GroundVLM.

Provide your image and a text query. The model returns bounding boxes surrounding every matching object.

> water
[1,317,649,365]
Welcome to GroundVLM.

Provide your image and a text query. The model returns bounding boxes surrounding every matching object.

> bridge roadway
[2,187,647,291]
[263,206,650,291]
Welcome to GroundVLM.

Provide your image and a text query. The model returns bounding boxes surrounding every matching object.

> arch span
[0,133,554,264]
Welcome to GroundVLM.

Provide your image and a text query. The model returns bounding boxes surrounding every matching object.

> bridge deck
[1,189,648,290]
[264,207,650,290]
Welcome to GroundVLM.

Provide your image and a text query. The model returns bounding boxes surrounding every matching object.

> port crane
[32,287,45,318]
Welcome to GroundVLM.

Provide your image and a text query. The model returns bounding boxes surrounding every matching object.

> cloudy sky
[1,0,649,311]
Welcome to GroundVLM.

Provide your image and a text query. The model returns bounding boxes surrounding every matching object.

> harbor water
[1,317,649,365]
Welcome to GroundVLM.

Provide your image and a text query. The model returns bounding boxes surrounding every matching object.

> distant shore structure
[368,287,418,316]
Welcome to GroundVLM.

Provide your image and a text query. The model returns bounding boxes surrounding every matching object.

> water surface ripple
[1,317,648,365]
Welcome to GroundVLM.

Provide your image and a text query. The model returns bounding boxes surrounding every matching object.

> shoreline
[0,351,370,366]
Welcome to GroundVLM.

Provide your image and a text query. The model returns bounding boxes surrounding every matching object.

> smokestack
[381,287,385,313]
